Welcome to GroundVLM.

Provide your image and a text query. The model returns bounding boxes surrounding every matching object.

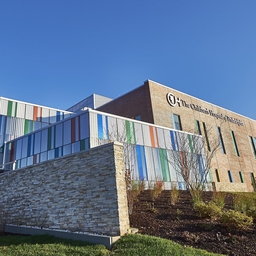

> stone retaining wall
[0,142,130,236]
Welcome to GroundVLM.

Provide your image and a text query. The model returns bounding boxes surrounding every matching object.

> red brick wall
[98,81,154,124]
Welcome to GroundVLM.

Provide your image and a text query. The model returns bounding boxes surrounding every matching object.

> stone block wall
[0,142,130,236]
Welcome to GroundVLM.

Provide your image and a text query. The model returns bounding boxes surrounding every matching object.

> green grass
[0,234,224,256]
[111,234,223,256]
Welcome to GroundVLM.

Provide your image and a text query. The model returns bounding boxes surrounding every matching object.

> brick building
[99,80,256,192]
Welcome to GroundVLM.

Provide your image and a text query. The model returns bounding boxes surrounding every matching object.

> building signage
[166,92,244,126]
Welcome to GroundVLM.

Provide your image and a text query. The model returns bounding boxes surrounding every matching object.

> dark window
[249,136,256,158]
[215,169,220,182]
[172,114,182,130]
[228,170,234,183]
[134,115,141,121]
[239,171,244,183]
[231,130,239,156]
[217,126,226,154]
[202,122,211,151]
[195,120,202,135]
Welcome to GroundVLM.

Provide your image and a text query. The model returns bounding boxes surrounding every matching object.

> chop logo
[166,93,181,107]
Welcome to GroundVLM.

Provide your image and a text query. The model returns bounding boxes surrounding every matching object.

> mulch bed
[130,190,256,256]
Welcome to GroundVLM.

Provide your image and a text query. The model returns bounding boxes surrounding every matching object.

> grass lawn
[0,234,224,256]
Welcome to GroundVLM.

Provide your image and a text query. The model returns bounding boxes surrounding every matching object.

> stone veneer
[0,142,130,236]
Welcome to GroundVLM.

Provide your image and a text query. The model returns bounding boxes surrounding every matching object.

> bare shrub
[220,210,253,230]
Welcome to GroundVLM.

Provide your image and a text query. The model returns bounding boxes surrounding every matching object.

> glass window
[27,134,34,157]
[27,156,33,166]
[21,137,28,158]
[72,141,80,153]
[249,136,256,158]
[40,152,47,162]
[217,126,226,154]
[80,113,89,139]
[34,132,41,154]
[215,169,220,182]
[134,115,141,121]
[228,170,234,183]
[55,123,63,147]
[172,114,182,130]
[202,122,211,151]
[41,129,48,152]
[80,138,89,151]
[63,144,71,156]
[21,158,27,168]
[47,126,55,150]
[195,120,202,135]
[48,149,55,160]
[15,139,22,160]
[250,173,256,191]
[55,147,63,158]
[231,130,239,156]
[63,120,71,145]
[239,171,244,183]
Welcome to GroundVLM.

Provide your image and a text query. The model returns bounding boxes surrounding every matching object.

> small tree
[103,119,142,214]
[167,128,220,201]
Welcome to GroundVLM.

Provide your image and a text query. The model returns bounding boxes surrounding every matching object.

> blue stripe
[56,111,60,122]
[97,114,104,139]
[105,116,109,140]
[170,131,176,151]
[136,145,148,180]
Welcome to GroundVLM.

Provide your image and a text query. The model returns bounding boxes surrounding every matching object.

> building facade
[0,97,73,166]
[1,80,256,192]
[99,80,256,192]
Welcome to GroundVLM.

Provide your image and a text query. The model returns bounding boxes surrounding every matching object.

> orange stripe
[33,106,38,121]
[149,126,156,147]
[40,108,42,122]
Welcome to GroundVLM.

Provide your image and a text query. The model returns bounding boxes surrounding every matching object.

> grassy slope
[0,234,224,256]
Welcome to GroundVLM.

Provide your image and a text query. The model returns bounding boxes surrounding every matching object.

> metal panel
[25,104,34,120]
[142,124,151,147]
[0,98,8,115]
[157,128,166,148]
[89,111,98,147]
[133,122,143,145]
[41,108,49,123]
[49,109,56,123]
[144,147,155,181]
[16,102,25,118]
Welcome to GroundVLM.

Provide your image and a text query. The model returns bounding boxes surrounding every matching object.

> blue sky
[0,1,256,119]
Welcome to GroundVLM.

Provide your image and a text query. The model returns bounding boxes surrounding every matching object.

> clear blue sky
[1,1,256,119]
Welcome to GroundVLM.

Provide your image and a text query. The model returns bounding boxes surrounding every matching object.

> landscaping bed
[130,190,256,256]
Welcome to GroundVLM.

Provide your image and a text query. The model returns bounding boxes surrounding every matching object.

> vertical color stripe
[188,134,193,153]
[170,131,176,151]
[97,114,103,139]
[33,106,38,121]
[149,126,156,147]
[126,121,131,143]
[71,118,76,143]
[159,148,169,182]
[7,101,13,117]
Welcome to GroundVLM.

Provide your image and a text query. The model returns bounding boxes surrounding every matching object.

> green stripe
[126,121,131,144]
[14,102,18,117]
[188,134,193,153]
[209,169,213,182]
[80,139,85,151]
[7,101,13,116]
[159,149,169,182]
[24,120,29,134]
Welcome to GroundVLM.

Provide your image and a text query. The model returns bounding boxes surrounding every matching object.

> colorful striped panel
[136,145,148,181]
